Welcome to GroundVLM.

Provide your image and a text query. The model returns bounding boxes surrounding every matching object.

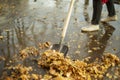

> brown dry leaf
[0,36,3,39]
[31,74,39,80]
[43,74,52,80]
[20,47,39,59]
[0,56,5,61]
[39,42,51,49]
[106,73,112,79]
[4,77,13,80]
[53,75,74,80]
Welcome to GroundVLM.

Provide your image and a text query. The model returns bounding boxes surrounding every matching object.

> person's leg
[106,0,116,17]
[101,0,117,22]
[91,0,102,25]
[81,0,102,32]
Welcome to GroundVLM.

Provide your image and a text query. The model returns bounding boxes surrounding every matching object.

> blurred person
[81,0,117,32]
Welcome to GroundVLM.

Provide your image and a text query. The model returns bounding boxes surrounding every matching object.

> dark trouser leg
[91,0,102,25]
[106,0,116,17]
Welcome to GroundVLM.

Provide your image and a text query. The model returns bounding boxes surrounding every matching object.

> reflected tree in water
[83,0,90,23]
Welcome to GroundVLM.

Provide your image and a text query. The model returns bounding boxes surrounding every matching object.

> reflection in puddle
[86,22,115,62]
[83,0,90,23]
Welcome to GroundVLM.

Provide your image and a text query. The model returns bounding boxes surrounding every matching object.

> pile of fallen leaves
[37,50,120,80]
[0,47,120,80]
[1,64,42,80]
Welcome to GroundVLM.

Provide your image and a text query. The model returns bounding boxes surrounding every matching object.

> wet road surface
[0,0,120,75]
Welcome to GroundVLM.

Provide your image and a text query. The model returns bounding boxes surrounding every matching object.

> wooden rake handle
[60,0,75,44]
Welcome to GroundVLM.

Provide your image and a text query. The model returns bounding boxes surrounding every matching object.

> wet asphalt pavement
[0,0,120,71]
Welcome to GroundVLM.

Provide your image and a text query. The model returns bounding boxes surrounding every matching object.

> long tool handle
[59,0,75,45]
